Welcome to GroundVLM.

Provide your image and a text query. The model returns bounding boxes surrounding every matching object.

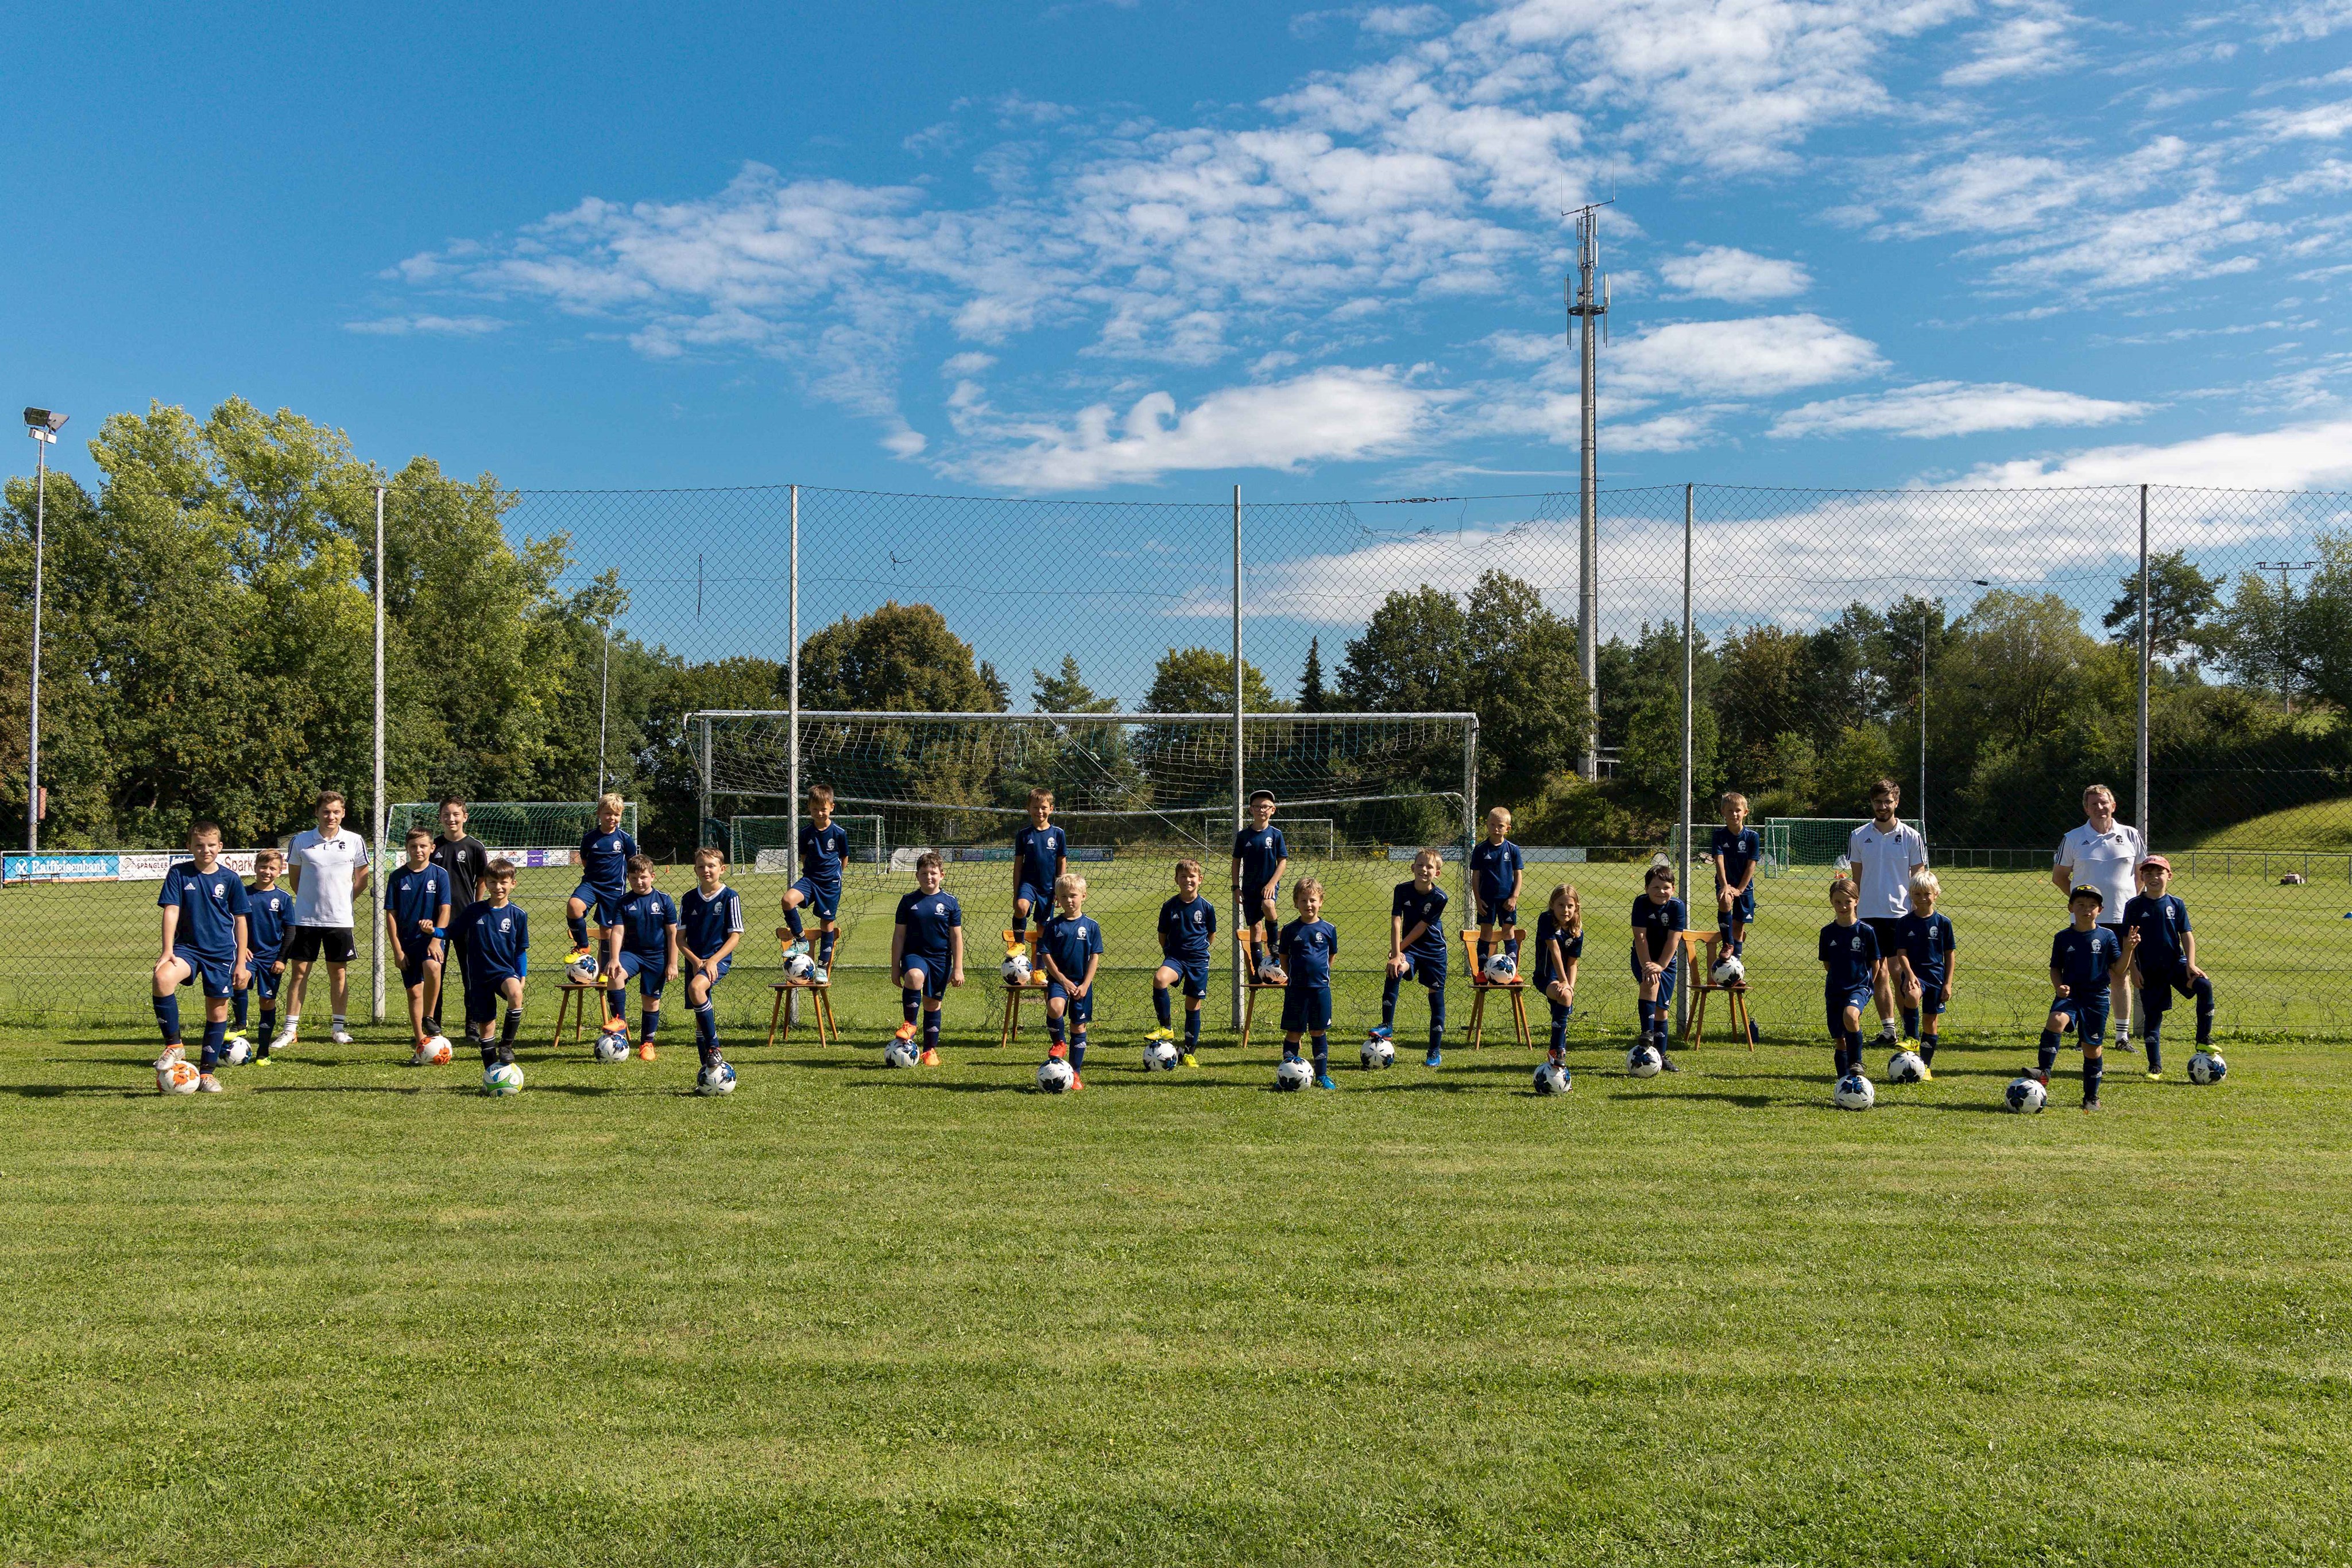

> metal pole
[1231,483,1245,1031]
[2137,484,2150,846]
[1462,716,1477,949]
[1677,482,1693,1043]
[372,485,386,1025]
[26,432,47,854]
[699,715,712,851]
[1573,211,1603,781]
[1919,606,1929,850]
[595,626,610,799]
[787,484,800,1025]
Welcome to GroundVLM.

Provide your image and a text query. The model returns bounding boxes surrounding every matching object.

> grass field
[3,1012,2347,1566]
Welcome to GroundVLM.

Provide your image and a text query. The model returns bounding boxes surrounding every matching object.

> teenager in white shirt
[283,790,373,1048]
[1846,777,1927,1045]
[2052,783,2145,1051]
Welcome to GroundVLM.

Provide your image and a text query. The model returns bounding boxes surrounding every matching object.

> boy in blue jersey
[384,827,455,1063]
[1008,788,1069,960]
[604,855,680,1062]
[1470,807,1525,969]
[1039,873,1104,1087]
[1533,883,1583,1069]
[891,850,964,1066]
[2039,886,2125,1110]
[151,821,252,1093]
[566,793,638,967]
[1232,791,1289,970]
[1819,875,1883,1079]
[1275,877,1340,1089]
[2121,856,2214,1081]
[1708,792,1761,957]
[1630,863,1685,1071]
[1891,869,1958,1078]
[1375,847,1450,1067]
[782,783,848,982]
[681,846,746,1079]
[236,847,295,1062]
[450,860,529,1071]
[1151,858,1216,1066]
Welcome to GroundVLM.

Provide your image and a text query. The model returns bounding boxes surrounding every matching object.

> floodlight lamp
[23,408,65,433]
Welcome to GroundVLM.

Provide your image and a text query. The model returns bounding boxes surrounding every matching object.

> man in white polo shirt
[2052,783,2144,1052]
[282,789,372,1049]
[1847,777,1928,1047]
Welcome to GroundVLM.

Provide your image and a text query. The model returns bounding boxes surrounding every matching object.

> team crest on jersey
[933,902,946,915]
[497,916,513,932]
[210,880,227,899]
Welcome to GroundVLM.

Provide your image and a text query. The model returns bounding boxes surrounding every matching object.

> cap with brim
[2141,855,2171,872]
[2069,885,2105,905]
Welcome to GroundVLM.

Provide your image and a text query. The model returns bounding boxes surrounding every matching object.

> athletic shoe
[893,1021,918,1043]
[274,1020,300,1051]
[1179,1052,1198,1068]
[252,1051,273,1066]
[1069,1075,1085,1092]
[810,966,829,986]
[2146,1070,2164,1081]
[918,1047,941,1067]
[567,946,593,963]
[1918,1066,1935,1081]
[196,1073,223,1094]
[1423,1047,1442,1067]
[1368,1024,1394,1042]
[154,1044,185,1070]
[330,1026,354,1046]
[1313,1073,1337,1090]
[2111,1035,2134,1054]
[2082,1098,2102,1112]
[1146,1026,1175,1045]
[2029,1067,2051,1086]
[637,1040,657,1062]
[1659,1054,1681,1073]
[1047,1042,1069,1060]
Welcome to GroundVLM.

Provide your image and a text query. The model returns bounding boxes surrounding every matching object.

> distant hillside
[2174,799,2352,850]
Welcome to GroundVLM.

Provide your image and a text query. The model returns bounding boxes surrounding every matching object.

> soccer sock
[1070,1028,1086,1074]
[1846,1031,1864,1071]
[1011,911,1027,939]
[568,913,589,948]
[1718,916,1735,951]
[232,989,249,1029]
[819,926,837,966]
[923,1012,941,1052]
[641,1005,659,1041]
[153,993,181,1044]
[1183,1009,1201,1049]
[1549,1005,1568,1054]
[332,1012,346,1030]
[608,986,628,1025]
[2083,1053,2104,1103]
[1901,1006,1920,1039]
[1637,999,1655,1043]
[2038,1033,2060,1073]
[1505,930,1521,960]
[785,907,804,939]
[1380,973,1402,1028]
[1429,988,1446,1052]
[258,1008,276,1048]
[2143,1017,2164,1073]
[1154,987,1172,1028]
[1920,1031,1938,1064]
[1049,1013,1066,1046]
[479,1036,498,1066]
[501,1008,521,1048]
[696,1002,718,1050]
[902,989,921,1025]
[200,1018,227,1071]
[1311,1033,1328,1076]
[1832,1039,1848,1075]
[2192,976,2215,1044]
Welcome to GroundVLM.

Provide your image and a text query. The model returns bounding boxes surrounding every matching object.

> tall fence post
[371,483,386,1025]
[698,716,712,850]
[787,483,800,1026]
[2138,483,2151,846]
[1677,482,1693,1043]
[1230,483,1245,1030]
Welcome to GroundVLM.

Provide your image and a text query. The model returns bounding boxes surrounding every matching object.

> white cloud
[1657,245,1811,301]
[941,351,997,377]
[1612,314,1883,397]
[343,314,507,335]
[1942,1,2076,87]
[2249,99,2352,140]
[2243,1,2352,45]
[1772,380,2148,439]
[957,367,1436,490]
[1964,418,2352,487]
[1361,4,1449,34]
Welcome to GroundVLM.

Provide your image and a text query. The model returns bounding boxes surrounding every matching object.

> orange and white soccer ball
[157,1059,203,1095]
[413,1035,454,1067]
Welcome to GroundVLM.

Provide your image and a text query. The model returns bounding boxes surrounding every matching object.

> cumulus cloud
[343,314,507,335]
[1657,246,1811,301]
[1612,314,1884,398]
[1942,1,2076,86]
[1964,418,2352,487]
[1772,381,2147,439]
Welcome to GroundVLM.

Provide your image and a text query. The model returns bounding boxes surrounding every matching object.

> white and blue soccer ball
[1711,955,1745,986]
[883,1037,919,1069]
[1001,953,1031,985]
[1886,1050,1926,1085]
[568,953,603,985]
[594,1029,630,1063]
[1483,952,1518,982]
[219,1036,254,1067]
[1274,1056,1314,1092]
[1144,1040,1181,1072]
[1036,1058,1075,1093]
[1626,1043,1663,1078]
[1833,1071,1875,1110]
[696,1060,738,1097]
[2188,1049,2228,1085]
[1360,1035,1396,1070]
[1532,1061,1571,1096]
[482,1061,525,1097]
[1257,957,1284,984]
[784,952,815,982]
[2005,1075,2048,1114]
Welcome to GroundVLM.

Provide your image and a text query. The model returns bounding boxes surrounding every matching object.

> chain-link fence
[5,477,2348,1044]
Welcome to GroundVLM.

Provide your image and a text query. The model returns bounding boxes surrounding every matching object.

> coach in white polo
[2052,783,2144,1051]
[283,789,372,1048]
[1848,776,1927,1045]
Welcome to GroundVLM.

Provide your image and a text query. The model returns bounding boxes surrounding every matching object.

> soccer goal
[729,814,885,876]
[384,801,639,866]
[1764,816,1921,866]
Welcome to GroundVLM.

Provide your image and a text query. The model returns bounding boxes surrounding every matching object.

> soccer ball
[1036,1058,1075,1093]
[1886,1050,1926,1085]
[568,953,603,985]
[1001,953,1031,985]
[1483,952,1518,982]
[1144,1040,1181,1072]
[1532,1061,1571,1096]
[784,952,815,982]
[1361,1036,1396,1070]
[418,1035,453,1066]
[482,1061,525,1096]
[1626,1043,1663,1078]
[883,1038,919,1069]
[219,1036,254,1067]
[157,1059,202,1095]
[696,1061,738,1096]
[1257,957,1284,984]
[1274,1056,1314,1091]
[1833,1071,1876,1110]
[594,1030,631,1063]
[2188,1049,2228,1085]
[1711,955,1745,986]
[2006,1075,2048,1114]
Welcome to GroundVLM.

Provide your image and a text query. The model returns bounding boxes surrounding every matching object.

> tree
[2102,550,2226,663]
[1143,648,1278,713]
[1032,655,1116,714]
[1337,586,1465,714]
[799,601,1002,713]
[1618,688,1719,824]
[1298,637,1326,713]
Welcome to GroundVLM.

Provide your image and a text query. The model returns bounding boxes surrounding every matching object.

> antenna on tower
[1562,199,1614,781]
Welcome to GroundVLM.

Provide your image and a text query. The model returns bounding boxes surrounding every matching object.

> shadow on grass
[0,1083,143,1098]
[1612,1089,1780,1108]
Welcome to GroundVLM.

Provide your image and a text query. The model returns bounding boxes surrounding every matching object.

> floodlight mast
[22,408,65,853]
[1565,204,1611,781]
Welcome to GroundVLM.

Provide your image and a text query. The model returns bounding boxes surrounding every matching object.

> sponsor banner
[1524,847,1587,864]
[1387,845,1466,862]
[5,850,264,884]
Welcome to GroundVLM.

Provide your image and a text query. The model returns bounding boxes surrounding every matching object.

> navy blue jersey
[452,899,529,979]
[1893,910,1956,982]
[1392,880,1450,961]
[2051,923,2123,994]
[1013,824,1068,893]
[895,888,962,960]
[1819,920,1881,993]
[798,821,849,890]
[1158,895,1217,961]
[1233,826,1287,890]
[1533,909,1584,980]
[1711,826,1761,888]
[2121,893,2191,970]
[679,885,744,959]
[1631,894,1686,962]
[160,860,250,964]
[1278,917,1338,988]
[244,884,293,958]
[611,888,678,961]
[384,861,452,938]
[578,828,639,895]
[1470,839,1525,906]
[1039,912,1103,986]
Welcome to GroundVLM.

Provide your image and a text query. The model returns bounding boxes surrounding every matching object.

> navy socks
[200,1018,227,1071]
[1184,1010,1201,1049]
[568,913,590,948]
[1901,1006,1920,1039]
[923,1013,941,1051]
[1311,1033,1328,1077]
[153,993,181,1044]
[2083,1054,2104,1104]
[785,907,804,938]
[1920,1032,1937,1064]
[2038,1033,2060,1073]
[1070,1029,1087,1074]
[1154,988,1172,1028]
[902,989,921,1025]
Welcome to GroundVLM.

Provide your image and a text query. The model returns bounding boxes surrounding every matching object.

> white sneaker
[330,1025,354,1046]
[196,1073,224,1094]
[810,965,829,985]
[276,1019,300,1050]
[154,1043,185,1069]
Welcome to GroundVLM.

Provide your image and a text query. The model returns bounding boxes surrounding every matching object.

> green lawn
[2,1015,2347,1566]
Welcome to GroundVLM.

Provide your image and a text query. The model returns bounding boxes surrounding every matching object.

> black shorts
[1863,918,1904,960]
[288,926,356,963]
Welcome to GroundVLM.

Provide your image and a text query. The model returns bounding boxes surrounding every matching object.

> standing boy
[1709,792,1761,957]
[1232,791,1288,967]
[566,793,637,971]
[784,783,848,982]
[1275,877,1339,1090]
[237,847,294,1062]
[1009,789,1068,959]
[1891,869,1957,1078]
[2040,886,2124,1111]
[2121,856,2214,1080]
[430,797,491,1037]
[605,855,680,1062]
[1846,778,1927,1048]
[450,860,529,1073]
[152,820,252,1093]
[1376,847,1450,1068]
[1151,858,1217,1067]
[1038,873,1103,1088]
[284,789,372,1048]
[891,850,964,1066]
[1470,807,1525,969]
[2053,784,2145,1052]
[384,827,454,1063]
[1630,862,1686,1072]
[680,846,745,1081]
[1819,875,1882,1081]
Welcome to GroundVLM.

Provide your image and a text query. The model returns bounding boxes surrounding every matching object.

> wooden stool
[767,980,837,1048]
[1460,927,1531,1048]
[551,980,604,1053]
[1236,928,1287,1053]
[996,973,1048,1048]
[1677,932,1758,1051]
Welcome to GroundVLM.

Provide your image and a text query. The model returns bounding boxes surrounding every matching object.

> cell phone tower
[1565,202,1611,781]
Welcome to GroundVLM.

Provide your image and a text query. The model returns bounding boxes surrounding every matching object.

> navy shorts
[1016,881,1054,915]
[171,947,236,1001]
[1825,983,1873,1035]
[1720,886,1756,926]
[1281,983,1333,1035]
[900,952,951,1000]
[614,950,668,999]
[1630,947,1680,998]
[241,956,283,1002]
[464,971,521,1025]
[1047,979,1093,1024]
[1911,969,1949,1015]
[571,881,625,925]
[1243,881,1279,915]
[687,954,732,990]
[790,877,840,922]
[2134,962,2196,1011]
[2050,993,2111,1041]
[398,945,440,990]
[1394,950,1448,988]
[1476,897,1517,931]
[1159,955,1210,998]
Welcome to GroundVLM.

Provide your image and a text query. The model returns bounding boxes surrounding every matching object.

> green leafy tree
[1298,637,1326,713]
[2102,550,2227,663]
[1032,655,1116,714]
[1619,688,1719,825]
[1143,648,1278,713]
[801,601,1003,713]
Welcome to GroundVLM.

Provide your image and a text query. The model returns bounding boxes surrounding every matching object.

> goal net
[730,814,885,876]
[384,801,639,866]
